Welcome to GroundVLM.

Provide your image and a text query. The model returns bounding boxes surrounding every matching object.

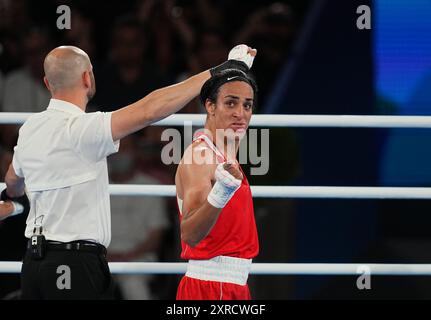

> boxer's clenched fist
[207,162,243,209]
[222,161,243,181]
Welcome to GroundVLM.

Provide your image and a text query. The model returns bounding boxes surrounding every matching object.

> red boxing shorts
[176,276,251,300]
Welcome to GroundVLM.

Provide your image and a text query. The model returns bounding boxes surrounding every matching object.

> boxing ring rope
[94,185,431,199]
[2,262,431,275]
[2,183,431,199]
[0,183,431,200]
[2,112,431,276]
[2,112,431,128]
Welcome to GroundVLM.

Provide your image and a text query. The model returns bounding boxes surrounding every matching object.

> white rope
[0,112,33,125]
[1,261,431,275]
[2,183,431,199]
[106,185,431,199]
[109,184,177,197]
[2,112,431,128]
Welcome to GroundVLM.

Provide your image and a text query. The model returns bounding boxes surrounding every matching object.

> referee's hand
[0,201,14,220]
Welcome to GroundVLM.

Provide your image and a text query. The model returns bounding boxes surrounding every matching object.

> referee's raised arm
[110,45,257,141]
[110,70,211,141]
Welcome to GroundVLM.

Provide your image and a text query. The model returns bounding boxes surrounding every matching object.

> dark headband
[200,69,258,105]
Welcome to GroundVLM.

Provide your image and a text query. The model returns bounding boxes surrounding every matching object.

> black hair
[200,69,258,107]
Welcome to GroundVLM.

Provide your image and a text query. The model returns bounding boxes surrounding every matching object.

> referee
[1,45,256,299]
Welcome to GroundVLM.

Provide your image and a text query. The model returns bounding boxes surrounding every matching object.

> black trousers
[21,248,114,300]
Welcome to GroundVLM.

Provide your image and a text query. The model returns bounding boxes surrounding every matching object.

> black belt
[27,240,107,255]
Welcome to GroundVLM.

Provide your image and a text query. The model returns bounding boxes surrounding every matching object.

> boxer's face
[209,81,254,140]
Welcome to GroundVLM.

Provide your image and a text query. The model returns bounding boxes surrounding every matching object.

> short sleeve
[12,146,24,177]
[68,112,120,163]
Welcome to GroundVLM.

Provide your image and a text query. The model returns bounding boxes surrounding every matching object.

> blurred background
[1,0,431,299]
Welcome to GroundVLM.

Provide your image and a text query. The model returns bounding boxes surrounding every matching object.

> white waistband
[186,256,252,286]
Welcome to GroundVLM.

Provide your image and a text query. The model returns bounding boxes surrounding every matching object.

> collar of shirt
[47,99,85,115]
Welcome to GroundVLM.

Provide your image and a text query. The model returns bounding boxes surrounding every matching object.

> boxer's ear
[205,99,216,116]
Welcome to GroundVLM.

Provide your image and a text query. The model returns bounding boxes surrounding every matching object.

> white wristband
[207,163,242,208]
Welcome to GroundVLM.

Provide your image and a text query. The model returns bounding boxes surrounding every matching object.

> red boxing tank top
[178,131,259,260]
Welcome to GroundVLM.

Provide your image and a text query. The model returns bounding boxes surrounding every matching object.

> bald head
[44,46,92,93]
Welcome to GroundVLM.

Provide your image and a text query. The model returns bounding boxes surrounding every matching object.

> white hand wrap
[0,201,23,221]
[10,201,24,216]
[207,163,242,208]
[228,44,255,69]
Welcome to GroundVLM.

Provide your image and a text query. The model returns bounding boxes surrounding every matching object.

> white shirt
[3,69,50,112]
[12,99,119,247]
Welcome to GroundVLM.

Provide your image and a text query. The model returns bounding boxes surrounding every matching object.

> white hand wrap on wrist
[207,163,242,208]
[228,44,255,69]
[10,201,24,217]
